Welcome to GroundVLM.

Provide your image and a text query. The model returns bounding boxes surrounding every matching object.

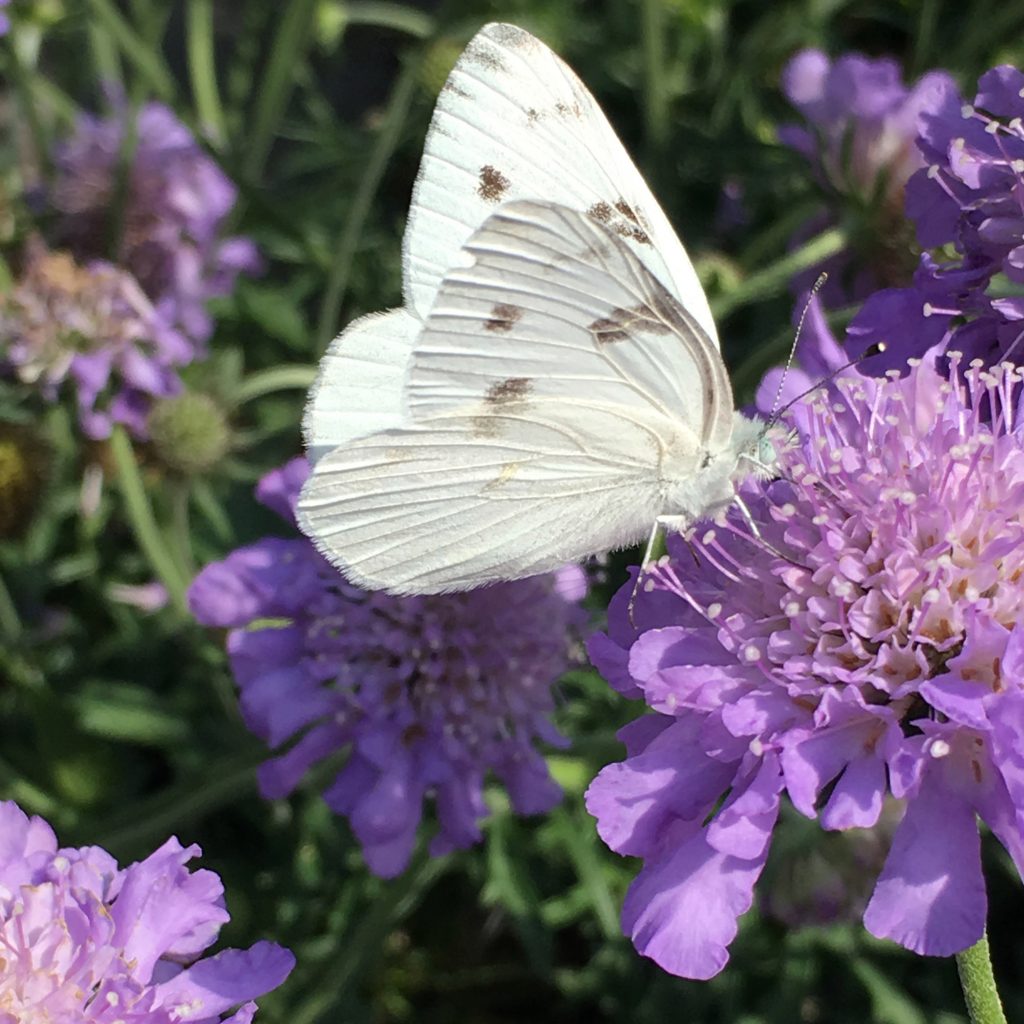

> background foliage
[4,0,1024,1021]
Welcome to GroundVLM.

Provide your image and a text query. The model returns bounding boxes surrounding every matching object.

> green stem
[6,29,54,182]
[710,227,846,321]
[186,0,226,145]
[233,364,317,405]
[0,570,23,643]
[246,0,319,183]
[109,427,190,614]
[87,0,175,99]
[290,850,449,1024]
[956,934,1007,1024]
[641,0,668,154]
[315,55,421,350]
[345,1,435,37]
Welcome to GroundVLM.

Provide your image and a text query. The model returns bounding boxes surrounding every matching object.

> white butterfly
[297,22,777,595]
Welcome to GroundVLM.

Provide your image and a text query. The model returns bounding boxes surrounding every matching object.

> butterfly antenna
[769,273,830,419]
[768,340,888,427]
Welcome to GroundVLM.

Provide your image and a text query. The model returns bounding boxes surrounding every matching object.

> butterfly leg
[627,515,691,627]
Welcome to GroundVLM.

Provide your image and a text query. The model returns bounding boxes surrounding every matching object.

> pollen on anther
[742,644,761,663]
[929,739,952,759]
[706,602,722,618]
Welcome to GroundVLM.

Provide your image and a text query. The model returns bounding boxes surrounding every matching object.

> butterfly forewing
[406,201,735,451]
[404,23,717,344]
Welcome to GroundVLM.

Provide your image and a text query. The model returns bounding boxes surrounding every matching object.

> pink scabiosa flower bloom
[50,101,260,349]
[0,240,190,438]
[188,457,584,878]
[780,50,957,301]
[0,800,294,1021]
[587,354,1024,978]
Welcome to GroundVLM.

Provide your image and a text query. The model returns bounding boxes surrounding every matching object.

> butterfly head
[731,413,792,484]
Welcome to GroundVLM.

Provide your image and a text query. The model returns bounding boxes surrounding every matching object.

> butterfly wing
[406,200,735,452]
[404,22,716,344]
[302,308,419,464]
[297,402,690,594]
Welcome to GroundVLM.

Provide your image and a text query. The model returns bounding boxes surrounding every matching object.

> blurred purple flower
[780,49,957,301]
[188,457,584,878]
[51,101,260,350]
[587,356,1024,978]
[0,0,10,35]
[882,65,1024,366]
[0,240,190,438]
[0,800,294,1021]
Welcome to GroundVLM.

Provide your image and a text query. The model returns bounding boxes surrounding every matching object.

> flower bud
[147,391,230,476]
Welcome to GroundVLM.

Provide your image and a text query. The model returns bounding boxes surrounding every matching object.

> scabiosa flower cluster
[50,101,260,348]
[0,800,294,1021]
[780,50,956,301]
[188,458,584,878]
[0,240,191,438]
[0,0,10,35]
[839,64,1024,372]
[587,354,1024,979]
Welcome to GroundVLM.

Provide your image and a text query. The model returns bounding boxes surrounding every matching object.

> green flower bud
[147,392,230,476]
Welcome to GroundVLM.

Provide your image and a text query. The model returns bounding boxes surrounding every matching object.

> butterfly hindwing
[303,308,419,463]
[406,201,735,451]
[297,401,693,594]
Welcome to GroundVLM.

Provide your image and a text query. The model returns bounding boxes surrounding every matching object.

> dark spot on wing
[589,316,630,344]
[478,165,511,202]
[442,80,471,99]
[484,303,523,333]
[555,100,583,118]
[473,377,532,437]
[615,223,651,245]
[589,305,672,344]
[526,107,542,124]
[612,199,652,244]
[465,43,506,72]
[615,199,640,224]
[588,201,613,224]
[485,377,532,405]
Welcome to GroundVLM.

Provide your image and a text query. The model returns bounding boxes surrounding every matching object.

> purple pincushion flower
[0,240,191,438]
[188,457,583,878]
[50,101,260,350]
[0,0,9,35]
[864,65,1024,367]
[0,800,294,1021]
[587,355,1024,978]
[780,49,958,301]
